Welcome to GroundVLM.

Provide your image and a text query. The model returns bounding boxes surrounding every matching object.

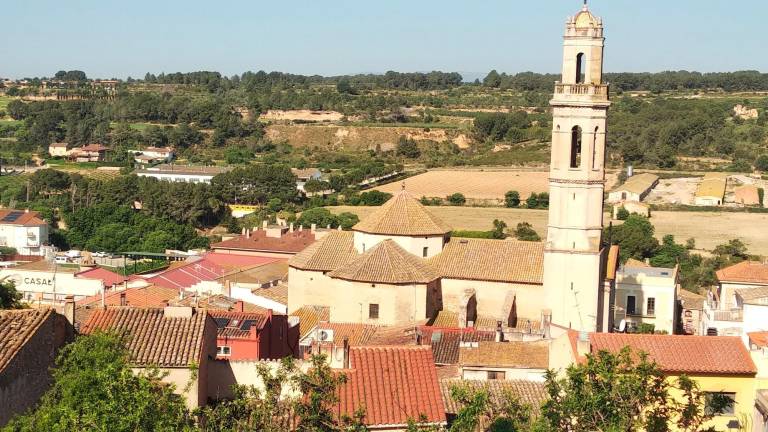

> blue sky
[1,0,765,80]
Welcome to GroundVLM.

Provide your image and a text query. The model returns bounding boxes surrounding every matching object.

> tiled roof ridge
[352,190,451,236]
[328,240,438,284]
[0,309,54,373]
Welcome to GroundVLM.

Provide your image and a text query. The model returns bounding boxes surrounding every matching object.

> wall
[666,374,756,432]
[614,275,677,334]
[0,268,103,303]
[722,281,767,310]
[0,314,69,426]
[743,303,768,345]
[353,232,445,258]
[461,367,547,382]
[208,359,307,400]
[607,190,641,203]
[0,224,48,256]
[439,278,544,321]
[287,267,333,313]
[543,250,604,332]
[230,284,288,313]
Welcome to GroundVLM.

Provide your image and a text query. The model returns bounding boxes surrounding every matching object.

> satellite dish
[618,319,627,333]
[318,330,331,341]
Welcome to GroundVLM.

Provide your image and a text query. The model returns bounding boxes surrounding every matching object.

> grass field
[0,95,11,113]
[329,206,768,256]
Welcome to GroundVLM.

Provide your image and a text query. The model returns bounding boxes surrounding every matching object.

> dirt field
[646,177,699,205]
[329,206,768,256]
[374,169,619,204]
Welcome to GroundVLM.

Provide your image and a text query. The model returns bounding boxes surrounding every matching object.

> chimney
[289,222,294,233]
[262,220,268,229]
[119,292,126,306]
[246,229,251,239]
[576,331,591,357]
[495,320,504,343]
[235,300,244,312]
[298,225,303,231]
[63,295,75,327]
[241,227,246,236]
[326,224,331,230]
[311,223,316,233]
[541,309,552,339]
[342,337,350,369]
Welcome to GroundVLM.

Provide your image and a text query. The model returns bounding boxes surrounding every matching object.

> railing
[554,83,609,99]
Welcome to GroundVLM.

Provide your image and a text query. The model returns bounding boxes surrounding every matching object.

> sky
[1,0,766,80]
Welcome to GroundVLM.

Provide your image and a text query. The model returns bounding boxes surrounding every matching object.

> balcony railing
[553,83,609,101]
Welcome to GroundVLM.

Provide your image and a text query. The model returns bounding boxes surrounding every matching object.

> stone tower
[543,3,610,332]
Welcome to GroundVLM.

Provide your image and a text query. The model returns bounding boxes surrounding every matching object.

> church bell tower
[543,3,610,332]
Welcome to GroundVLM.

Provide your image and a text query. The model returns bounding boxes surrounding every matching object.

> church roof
[352,190,451,236]
[428,238,544,284]
[288,231,357,272]
[574,4,599,28]
[328,240,439,284]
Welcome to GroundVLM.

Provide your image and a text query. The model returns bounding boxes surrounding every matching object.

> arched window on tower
[575,53,585,84]
[570,126,582,168]
[592,126,599,169]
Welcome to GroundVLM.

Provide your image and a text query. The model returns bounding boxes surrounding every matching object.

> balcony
[552,83,610,105]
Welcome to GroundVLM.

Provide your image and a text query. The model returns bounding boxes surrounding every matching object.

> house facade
[613,262,679,334]
[0,209,49,256]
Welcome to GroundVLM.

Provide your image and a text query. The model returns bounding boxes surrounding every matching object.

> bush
[420,196,442,206]
[616,206,630,220]
[504,190,520,208]
[759,188,765,207]
[446,192,466,206]
[513,222,541,241]
[635,323,655,334]
[358,190,392,206]
[756,154,768,172]
[525,193,538,209]
[396,136,420,159]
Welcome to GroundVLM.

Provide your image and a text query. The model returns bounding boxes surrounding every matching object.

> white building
[0,209,49,256]
[136,164,232,184]
[291,168,322,192]
[0,261,104,303]
[607,173,659,203]
[131,146,175,165]
[48,142,69,157]
[613,260,679,334]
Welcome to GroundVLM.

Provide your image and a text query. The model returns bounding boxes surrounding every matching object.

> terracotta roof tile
[78,285,179,308]
[429,310,541,334]
[716,260,768,285]
[220,261,288,286]
[173,294,271,314]
[0,309,54,373]
[249,283,289,305]
[81,307,209,367]
[678,289,706,310]
[459,341,549,369]
[428,238,544,284]
[440,379,546,418]
[352,190,451,236]
[605,245,620,281]
[338,346,446,427]
[0,209,47,226]
[290,305,330,340]
[589,333,756,375]
[75,267,129,288]
[420,328,496,364]
[211,229,316,254]
[289,231,357,272]
[362,323,423,346]
[329,240,439,284]
[308,322,381,345]
[209,310,269,339]
[748,332,768,348]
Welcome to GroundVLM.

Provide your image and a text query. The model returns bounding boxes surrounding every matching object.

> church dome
[328,240,439,284]
[352,189,451,236]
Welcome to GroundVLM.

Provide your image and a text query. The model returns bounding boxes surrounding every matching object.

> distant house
[458,340,549,382]
[678,288,706,335]
[81,307,217,409]
[48,142,69,157]
[131,146,175,165]
[607,173,659,203]
[0,309,71,426]
[613,262,679,334]
[68,143,109,162]
[715,260,768,310]
[694,172,728,206]
[211,225,318,258]
[0,208,49,256]
[291,168,322,192]
[135,164,231,184]
[209,309,294,361]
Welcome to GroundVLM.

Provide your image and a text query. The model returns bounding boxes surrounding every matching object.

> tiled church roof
[428,238,544,284]
[352,190,451,236]
[288,231,357,272]
[328,240,438,284]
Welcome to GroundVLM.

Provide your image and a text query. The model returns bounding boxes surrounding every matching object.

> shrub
[756,154,768,172]
[513,222,540,241]
[446,193,466,206]
[616,206,630,220]
[504,190,520,208]
[759,188,765,207]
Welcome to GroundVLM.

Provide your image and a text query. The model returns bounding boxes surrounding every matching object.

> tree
[755,154,768,171]
[5,332,193,431]
[447,193,466,206]
[513,222,541,242]
[294,355,352,431]
[336,79,357,95]
[336,212,360,230]
[396,136,421,159]
[616,206,630,220]
[0,281,22,309]
[650,234,687,268]
[605,214,659,263]
[297,207,338,229]
[303,179,330,194]
[541,347,728,432]
[525,193,539,209]
[491,219,507,240]
[211,165,300,205]
[447,383,534,432]
[359,190,392,206]
[504,190,520,208]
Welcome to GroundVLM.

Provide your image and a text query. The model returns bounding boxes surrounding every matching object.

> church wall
[327,279,429,325]
[543,251,603,331]
[287,267,335,313]
[353,232,445,258]
[440,278,545,321]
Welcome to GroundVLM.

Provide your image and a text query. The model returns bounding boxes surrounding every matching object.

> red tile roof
[589,333,756,375]
[77,285,179,308]
[338,346,446,427]
[76,267,128,288]
[209,310,269,339]
[0,209,46,226]
[211,229,316,254]
[748,332,768,348]
[716,260,768,285]
[0,309,54,373]
[145,253,276,290]
[81,307,209,367]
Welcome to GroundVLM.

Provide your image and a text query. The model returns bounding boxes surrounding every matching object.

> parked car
[55,256,70,264]
[65,250,82,258]
[93,251,108,258]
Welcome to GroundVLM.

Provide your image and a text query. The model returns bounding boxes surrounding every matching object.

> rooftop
[0,309,54,373]
[735,286,768,305]
[339,346,446,427]
[308,322,381,346]
[137,164,232,177]
[75,267,128,288]
[716,260,768,285]
[211,229,316,254]
[611,173,659,195]
[589,333,756,375]
[0,209,46,226]
[352,189,451,236]
[78,285,179,308]
[290,305,330,340]
[173,294,271,314]
[81,307,210,367]
[678,289,706,310]
[420,328,496,364]
[428,238,544,284]
[210,310,269,339]
[328,239,439,284]
[459,341,549,369]
[146,253,278,290]
[288,231,357,272]
[440,379,546,418]
[695,172,727,199]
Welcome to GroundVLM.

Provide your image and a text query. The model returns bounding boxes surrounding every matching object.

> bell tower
[543,3,610,332]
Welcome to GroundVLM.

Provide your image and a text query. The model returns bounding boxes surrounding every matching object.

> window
[626,296,636,315]
[575,53,585,84]
[423,247,429,257]
[216,346,231,356]
[705,392,735,415]
[369,304,379,320]
[487,371,506,380]
[592,126,599,169]
[362,243,366,252]
[646,298,656,316]
[570,126,582,168]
